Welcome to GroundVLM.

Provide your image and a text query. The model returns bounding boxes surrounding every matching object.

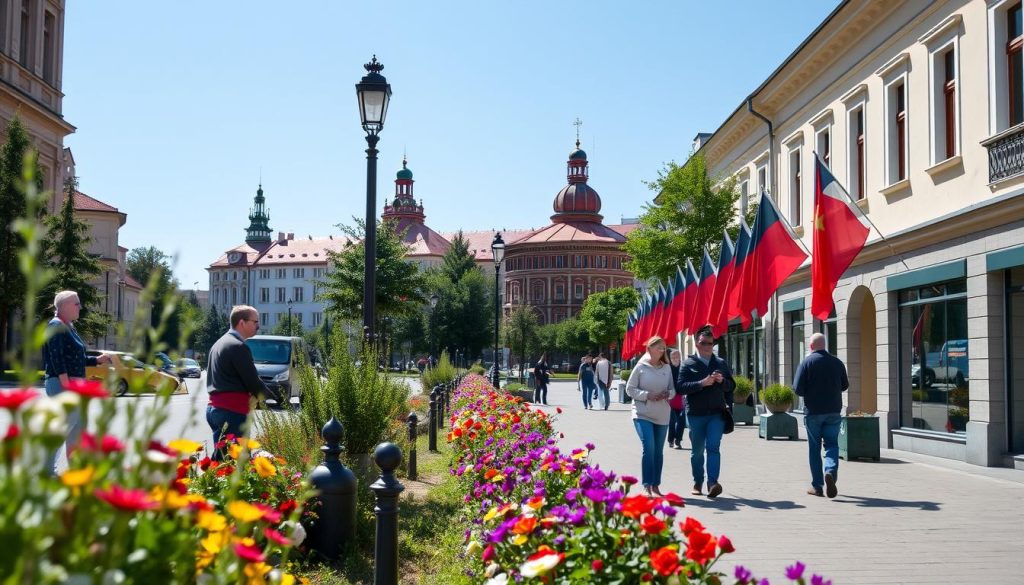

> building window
[942,49,957,159]
[276,287,286,303]
[738,179,749,216]
[532,286,544,301]
[19,1,29,68]
[789,147,802,227]
[924,13,962,165]
[312,312,323,326]
[261,313,269,325]
[555,284,565,301]
[42,11,55,84]
[816,127,831,169]
[885,78,909,185]
[846,105,866,199]
[756,162,768,196]
[1010,3,1023,126]
[898,280,969,434]
[817,308,837,357]
[595,282,606,293]
[294,268,305,278]
[294,312,303,325]
[259,269,270,279]
[276,313,284,324]
[787,309,808,408]
[293,286,304,302]
[276,268,286,279]
[574,283,584,299]
[313,267,326,278]
[241,288,247,302]
[231,289,237,304]
[555,255,565,268]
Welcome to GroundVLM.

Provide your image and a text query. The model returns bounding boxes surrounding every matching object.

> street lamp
[491,232,506,388]
[356,55,392,345]
[287,299,294,337]
[428,293,439,363]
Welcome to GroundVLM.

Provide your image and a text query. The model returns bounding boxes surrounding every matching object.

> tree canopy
[577,286,641,351]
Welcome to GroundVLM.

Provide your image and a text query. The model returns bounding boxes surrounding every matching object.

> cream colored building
[696,0,1024,468]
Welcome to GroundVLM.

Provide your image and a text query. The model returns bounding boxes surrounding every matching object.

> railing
[983,123,1024,183]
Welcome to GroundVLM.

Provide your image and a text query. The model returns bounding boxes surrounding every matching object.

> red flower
[718,534,735,553]
[679,516,705,536]
[650,546,680,576]
[4,425,20,441]
[661,492,685,507]
[0,389,39,410]
[147,440,176,456]
[640,514,667,534]
[254,503,281,523]
[621,495,655,519]
[592,559,604,572]
[641,573,654,582]
[277,499,298,516]
[233,541,266,563]
[215,465,234,477]
[556,407,563,414]
[482,544,495,562]
[512,515,537,535]
[685,530,718,565]
[263,527,290,546]
[64,379,109,398]
[94,485,159,512]
[170,480,187,495]
[198,457,213,470]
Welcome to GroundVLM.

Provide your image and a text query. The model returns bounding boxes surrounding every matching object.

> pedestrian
[676,327,735,498]
[666,348,687,449]
[532,353,551,405]
[41,290,112,473]
[594,351,612,410]
[625,336,675,496]
[206,305,270,459]
[793,332,849,498]
[578,355,598,409]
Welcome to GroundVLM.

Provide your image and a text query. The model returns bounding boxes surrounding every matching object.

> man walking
[595,352,612,410]
[793,332,849,498]
[206,305,270,458]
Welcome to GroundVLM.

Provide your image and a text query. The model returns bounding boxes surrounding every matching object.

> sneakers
[824,472,838,498]
[707,483,723,498]
[690,484,702,496]
[807,487,824,497]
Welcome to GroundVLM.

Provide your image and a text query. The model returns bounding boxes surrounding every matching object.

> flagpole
[812,151,910,271]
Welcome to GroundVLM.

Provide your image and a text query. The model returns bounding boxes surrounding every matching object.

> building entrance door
[1008,267,1024,453]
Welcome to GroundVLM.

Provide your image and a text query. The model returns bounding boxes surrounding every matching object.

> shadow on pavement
[834,494,941,510]
[683,497,806,511]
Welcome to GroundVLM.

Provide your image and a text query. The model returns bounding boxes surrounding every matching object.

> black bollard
[433,385,444,433]
[444,382,452,425]
[371,442,405,585]
[428,388,438,452]
[406,412,418,481]
[308,417,357,560]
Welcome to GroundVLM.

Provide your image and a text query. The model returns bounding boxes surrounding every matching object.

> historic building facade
[696,0,1024,468]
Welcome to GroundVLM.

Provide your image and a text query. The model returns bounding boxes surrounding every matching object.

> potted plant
[758,383,799,440]
[840,411,880,461]
[731,376,755,425]
[761,383,795,413]
[947,406,969,432]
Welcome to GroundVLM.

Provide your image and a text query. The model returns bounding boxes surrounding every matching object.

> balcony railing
[984,123,1024,183]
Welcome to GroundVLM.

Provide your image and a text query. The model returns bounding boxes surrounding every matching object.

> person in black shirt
[793,332,849,498]
[533,353,551,405]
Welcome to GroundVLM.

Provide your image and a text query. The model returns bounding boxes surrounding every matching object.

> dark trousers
[534,382,548,405]
[668,407,687,445]
[206,405,248,460]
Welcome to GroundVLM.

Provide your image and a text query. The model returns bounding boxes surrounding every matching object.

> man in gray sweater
[206,305,269,458]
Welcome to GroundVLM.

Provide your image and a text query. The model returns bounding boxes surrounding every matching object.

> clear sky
[62,1,840,290]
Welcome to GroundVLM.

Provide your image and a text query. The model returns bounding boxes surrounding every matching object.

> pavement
[541,379,1024,585]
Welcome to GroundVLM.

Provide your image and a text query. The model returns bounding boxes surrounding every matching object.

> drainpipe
[746,98,779,387]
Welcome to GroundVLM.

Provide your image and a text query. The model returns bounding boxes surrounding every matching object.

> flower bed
[448,375,830,584]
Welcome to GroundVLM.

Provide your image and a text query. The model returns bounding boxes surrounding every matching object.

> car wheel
[116,379,129,397]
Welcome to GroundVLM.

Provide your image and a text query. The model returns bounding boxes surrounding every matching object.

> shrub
[618,368,631,382]
[505,382,527,392]
[761,383,795,405]
[421,350,457,394]
[469,363,486,375]
[733,376,753,403]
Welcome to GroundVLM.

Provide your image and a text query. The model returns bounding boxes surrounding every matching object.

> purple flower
[583,488,609,503]
[585,442,595,451]
[553,535,566,546]
[785,562,805,580]
[758,580,771,585]
[810,576,831,585]
[734,565,752,583]
[565,489,580,501]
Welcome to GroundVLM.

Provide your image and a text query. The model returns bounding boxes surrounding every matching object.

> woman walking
[533,353,551,405]
[667,348,687,449]
[625,336,675,496]
[41,290,111,472]
[578,355,598,409]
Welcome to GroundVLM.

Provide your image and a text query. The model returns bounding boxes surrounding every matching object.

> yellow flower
[197,509,227,531]
[200,530,229,554]
[195,550,215,571]
[246,439,261,450]
[274,456,287,466]
[228,443,242,460]
[61,466,94,489]
[511,534,527,546]
[168,438,202,454]
[244,561,272,583]
[483,506,500,522]
[227,501,264,523]
[252,457,277,478]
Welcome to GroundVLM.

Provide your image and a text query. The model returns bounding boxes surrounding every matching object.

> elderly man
[792,332,849,498]
[206,305,270,457]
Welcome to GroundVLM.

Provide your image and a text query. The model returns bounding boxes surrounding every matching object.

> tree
[126,245,195,350]
[426,255,493,362]
[622,152,742,282]
[37,177,110,342]
[193,305,228,366]
[502,306,540,381]
[316,219,426,344]
[0,116,42,368]
[440,231,476,283]
[271,314,304,337]
[578,286,641,352]
[554,317,592,357]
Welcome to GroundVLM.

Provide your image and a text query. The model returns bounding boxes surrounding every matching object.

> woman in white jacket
[625,336,676,495]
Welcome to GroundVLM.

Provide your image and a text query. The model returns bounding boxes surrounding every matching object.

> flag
[634,291,656,356]
[723,220,753,327]
[622,311,637,361]
[812,153,871,320]
[737,192,808,328]
[648,283,668,344]
[693,248,718,331]
[707,230,735,337]
[680,259,700,336]
[663,265,688,342]
[657,277,678,341]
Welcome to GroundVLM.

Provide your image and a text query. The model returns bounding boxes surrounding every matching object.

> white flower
[26,398,65,436]
[484,563,501,578]
[484,573,508,585]
[465,540,482,556]
[520,553,562,578]
[101,569,125,584]
[281,520,306,546]
[55,392,81,408]
[145,450,176,465]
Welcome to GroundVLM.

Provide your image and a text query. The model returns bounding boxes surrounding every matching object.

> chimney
[277,232,285,242]
[692,132,713,151]
[287,233,294,240]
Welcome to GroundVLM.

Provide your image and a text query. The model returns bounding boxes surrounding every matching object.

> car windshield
[178,358,199,367]
[245,339,292,365]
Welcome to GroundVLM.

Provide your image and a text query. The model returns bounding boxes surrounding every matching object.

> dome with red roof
[552,139,602,221]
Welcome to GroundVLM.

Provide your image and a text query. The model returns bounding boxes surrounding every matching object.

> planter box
[839,416,880,461]
[507,389,534,402]
[759,412,798,440]
[732,403,755,425]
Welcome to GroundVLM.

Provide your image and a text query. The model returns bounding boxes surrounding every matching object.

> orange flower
[621,495,655,519]
[511,515,537,535]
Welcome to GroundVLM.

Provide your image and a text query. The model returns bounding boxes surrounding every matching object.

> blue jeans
[597,381,610,410]
[633,419,668,487]
[44,376,82,474]
[804,413,841,489]
[581,380,596,408]
[687,413,725,487]
[667,408,686,445]
[206,405,248,460]
[534,382,548,405]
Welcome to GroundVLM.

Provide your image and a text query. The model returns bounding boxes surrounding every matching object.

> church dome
[396,165,413,180]
[569,147,587,160]
[553,183,601,214]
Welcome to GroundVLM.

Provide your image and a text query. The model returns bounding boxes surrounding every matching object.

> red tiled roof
[398,223,451,257]
[453,229,537,261]
[510,221,626,245]
[209,237,351,269]
[72,190,120,213]
[607,223,639,237]
[123,274,144,290]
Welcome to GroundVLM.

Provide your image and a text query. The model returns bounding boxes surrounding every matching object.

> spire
[383,156,424,225]
[245,183,272,245]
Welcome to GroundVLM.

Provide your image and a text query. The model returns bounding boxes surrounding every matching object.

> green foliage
[0,116,42,368]
[469,363,486,375]
[578,287,640,349]
[554,317,592,355]
[271,313,305,337]
[761,383,795,405]
[440,230,476,283]
[618,368,631,382]
[622,152,742,282]
[502,306,540,381]
[733,375,754,403]
[192,305,228,366]
[126,245,193,350]
[37,176,111,342]
[421,350,457,394]
[425,242,493,360]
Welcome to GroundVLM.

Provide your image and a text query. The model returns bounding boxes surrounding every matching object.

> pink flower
[263,527,290,546]
[718,534,735,553]
[0,389,38,410]
[64,379,109,398]
[233,541,266,563]
[94,485,159,512]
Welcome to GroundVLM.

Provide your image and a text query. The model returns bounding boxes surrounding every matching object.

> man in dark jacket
[676,328,735,498]
[206,305,269,458]
[792,332,849,498]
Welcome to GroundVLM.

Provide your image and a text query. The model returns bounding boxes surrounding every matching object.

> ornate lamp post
[490,233,505,388]
[287,298,294,337]
[355,55,392,345]
[429,293,439,361]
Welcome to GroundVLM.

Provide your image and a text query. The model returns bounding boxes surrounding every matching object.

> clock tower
[245,183,273,247]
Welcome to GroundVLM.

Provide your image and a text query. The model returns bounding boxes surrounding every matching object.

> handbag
[721,407,735,434]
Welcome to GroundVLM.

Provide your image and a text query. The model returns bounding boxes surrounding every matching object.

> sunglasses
[697,341,714,347]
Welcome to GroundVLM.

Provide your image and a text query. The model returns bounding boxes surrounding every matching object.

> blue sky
[63,1,840,290]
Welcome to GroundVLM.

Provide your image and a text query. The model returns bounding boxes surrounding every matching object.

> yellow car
[85,350,187,397]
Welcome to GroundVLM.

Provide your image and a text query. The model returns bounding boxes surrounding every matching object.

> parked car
[245,335,319,406]
[152,352,180,379]
[175,357,202,378]
[912,341,968,389]
[85,350,186,397]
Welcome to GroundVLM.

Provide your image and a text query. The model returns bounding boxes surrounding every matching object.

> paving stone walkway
[544,380,1024,584]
